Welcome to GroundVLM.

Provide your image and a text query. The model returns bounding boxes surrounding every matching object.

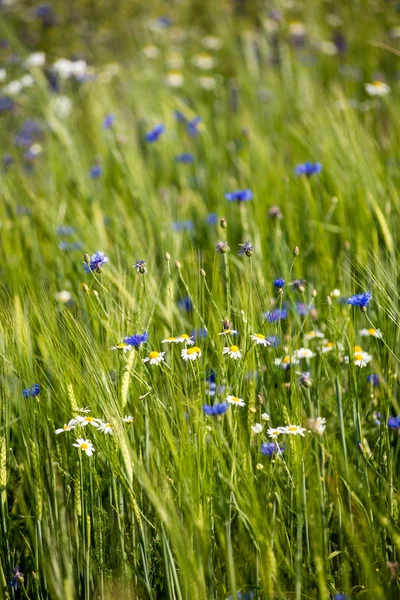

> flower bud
[81,283,89,293]
[83,253,90,264]
[175,260,181,270]
[165,252,170,261]
[220,217,227,229]
[200,268,206,277]
[292,246,299,257]
[312,289,317,297]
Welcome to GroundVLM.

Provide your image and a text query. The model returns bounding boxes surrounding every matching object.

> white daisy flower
[24,52,46,68]
[143,351,166,366]
[202,36,223,50]
[55,419,76,434]
[261,413,270,421]
[176,334,194,345]
[307,417,326,435]
[354,351,372,368]
[3,80,23,95]
[321,341,335,353]
[75,407,91,414]
[267,427,281,439]
[142,45,160,59]
[251,423,263,434]
[164,71,184,88]
[226,395,246,407]
[162,337,179,344]
[274,355,300,369]
[110,343,132,352]
[73,438,95,457]
[75,416,100,428]
[294,348,316,359]
[0,68,6,82]
[304,330,325,341]
[365,81,390,97]
[222,345,242,360]
[98,422,113,435]
[218,329,238,336]
[20,74,34,88]
[197,76,217,90]
[123,415,134,423]
[192,53,215,70]
[280,424,307,436]
[359,328,382,339]
[181,346,202,361]
[330,289,341,297]
[250,333,270,347]
[54,290,72,304]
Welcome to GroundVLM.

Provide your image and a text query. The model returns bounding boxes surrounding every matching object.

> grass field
[1,1,400,598]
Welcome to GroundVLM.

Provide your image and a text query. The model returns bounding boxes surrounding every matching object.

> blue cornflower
[123,332,148,347]
[274,278,285,289]
[203,402,229,416]
[0,96,15,112]
[264,308,287,323]
[84,251,109,273]
[347,291,372,311]
[266,335,280,347]
[103,114,115,129]
[175,153,194,164]
[3,153,14,167]
[56,225,75,236]
[206,213,218,225]
[23,383,40,398]
[295,162,322,177]
[14,132,34,148]
[388,416,400,429]
[289,279,307,291]
[238,241,254,257]
[333,595,350,600]
[297,302,308,317]
[145,124,165,143]
[178,296,193,312]
[175,110,187,123]
[187,116,202,137]
[158,16,172,27]
[89,164,102,179]
[225,189,253,202]
[192,328,208,339]
[133,259,147,274]
[9,566,24,591]
[261,442,284,456]
[171,221,194,232]
[367,373,379,386]
[228,591,255,600]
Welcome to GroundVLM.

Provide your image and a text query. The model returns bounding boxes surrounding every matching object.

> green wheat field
[1,1,400,599]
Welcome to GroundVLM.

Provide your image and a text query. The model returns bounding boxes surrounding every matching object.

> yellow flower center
[354,346,363,353]
[282,356,290,363]
[308,331,316,337]
[231,397,240,403]
[368,328,376,335]
[187,347,201,355]
[179,334,190,339]
[325,342,334,348]
[354,353,363,361]
[116,343,127,348]
[168,337,176,341]
[63,424,69,430]
[85,416,94,422]
[229,345,239,352]
[373,80,384,87]
[104,423,111,428]
[255,333,265,340]
[149,351,160,359]
[81,443,89,450]
[288,426,298,432]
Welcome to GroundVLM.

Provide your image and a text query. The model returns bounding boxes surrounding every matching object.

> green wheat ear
[0,435,6,505]
[121,350,136,408]
[67,382,79,412]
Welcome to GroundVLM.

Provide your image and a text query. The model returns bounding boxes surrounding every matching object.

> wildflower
[274,278,285,289]
[388,416,400,429]
[250,333,270,347]
[256,463,264,470]
[145,124,165,143]
[266,335,280,347]
[143,351,165,366]
[9,566,24,591]
[321,341,335,353]
[216,241,230,253]
[367,373,380,386]
[181,346,202,361]
[165,71,184,87]
[89,164,102,179]
[280,424,307,436]
[353,351,372,367]
[297,371,313,387]
[178,296,193,312]
[84,251,109,273]
[261,442,284,455]
[294,348,316,359]
[203,402,229,416]
[175,152,194,164]
[333,594,350,600]
[268,205,283,219]
[295,162,322,177]
[365,81,390,97]
[171,220,194,232]
[98,422,113,435]
[75,415,100,428]
[123,332,148,347]
[191,327,207,339]
[123,415,134,423]
[23,383,40,397]
[238,241,254,257]
[56,225,75,236]
[25,51,46,68]
[192,53,215,70]
[111,342,131,352]
[274,355,300,369]
[359,327,382,338]
[187,116,202,137]
[223,345,242,360]
[133,259,147,274]
[198,76,217,90]
[261,413,270,421]
[73,438,95,457]
[251,423,263,434]
[289,279,307,292]
[307,417,326,435]
[347,291,371,311]
[55,290,72,304]
[55,420,76,434]
[225,189,253,202]
[331,289,341,297]
[267,427,282,439]
[226,395,246,407]
[304,330,325,340]
[218,329,238,336]
[75,407,91,413]
[265,308,287,322]
[103,114,115,129]
[202,36,223,50]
